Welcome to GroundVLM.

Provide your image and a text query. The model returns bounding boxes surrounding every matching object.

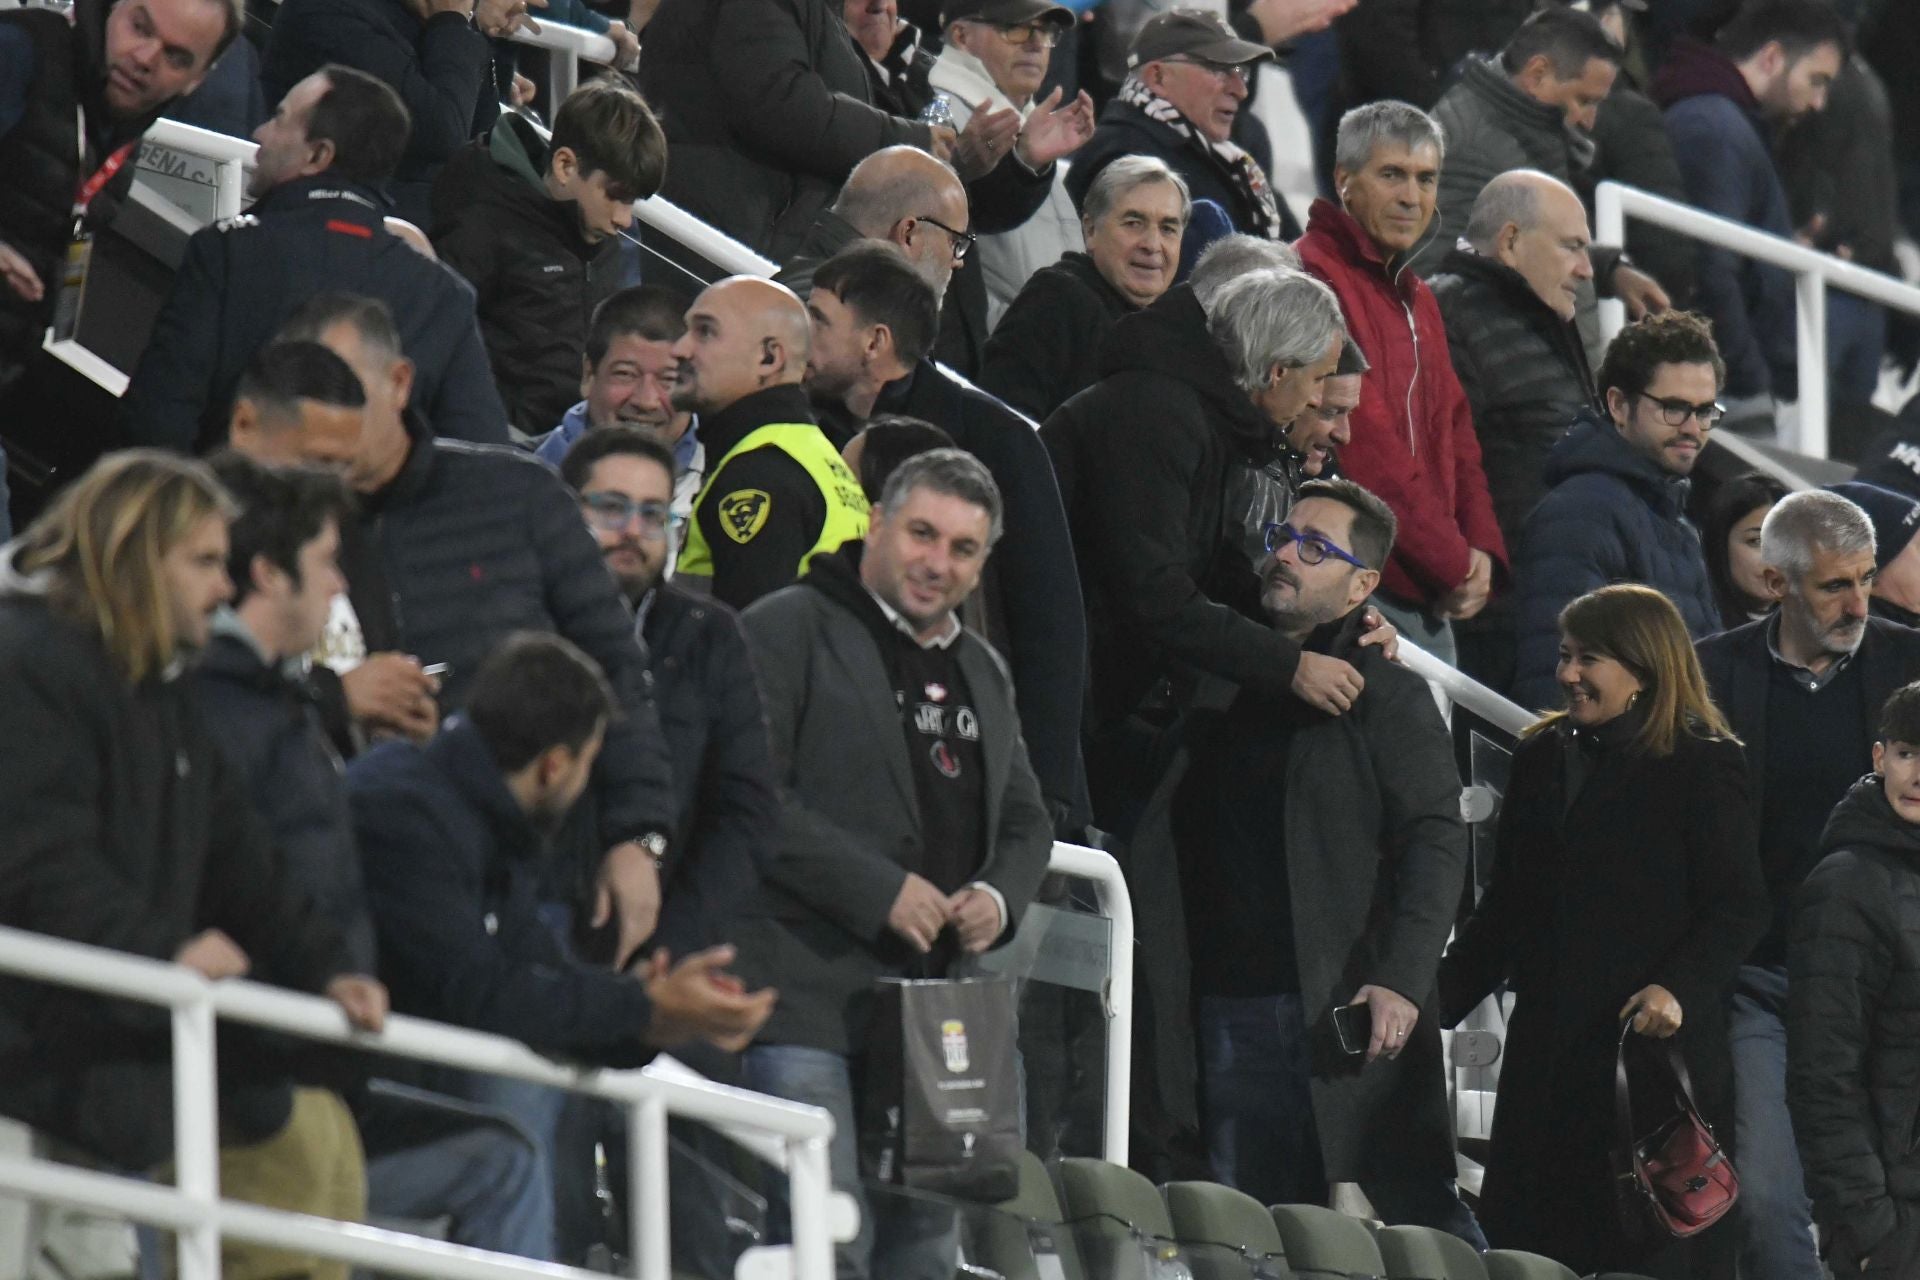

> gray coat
[734,571,1054,1054]
[1129,623,1470,1181]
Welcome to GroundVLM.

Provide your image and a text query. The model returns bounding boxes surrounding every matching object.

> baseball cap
[1127,9,1273,70]
[941,0,1073,30]
[1827,482,1920,571]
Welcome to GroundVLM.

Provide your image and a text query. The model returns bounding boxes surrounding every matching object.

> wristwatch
[636,831,669,868]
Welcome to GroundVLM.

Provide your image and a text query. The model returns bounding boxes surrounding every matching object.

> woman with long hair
[1439,584,1769,1277]
[1702,471,1789,629]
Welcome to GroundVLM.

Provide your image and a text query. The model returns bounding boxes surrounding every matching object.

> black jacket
[0,0,158,382]
[1332,0,1531,111]
[1064,98,1300,246]
[1438,723,1767,1273]
[873,359,1087,825]
[0,578,354,1169]
[1697,616,1920,960]
[1585,81,1697,308]
[347,421,678,856]
[1789,777,1920,1268]
[1041,286,1300,817]
[261,0,499,227]
[120,177,507,452]
[640,583,775,958]
[978,251,1137,424]
[638,0,931,259]
[1428,247,1598,558]
[431,114,627,436]
[192,626,375,974]
[1510,412,1718,711]
[349,718,658,1061]
[733,545,1052,1053]
[1126,614,1470,1182]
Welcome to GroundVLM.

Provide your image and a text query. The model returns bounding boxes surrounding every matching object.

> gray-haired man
[1697,489,1920,1280]
[733,448,1054,1279]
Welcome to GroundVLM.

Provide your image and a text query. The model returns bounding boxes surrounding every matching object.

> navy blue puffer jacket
[1510,410,1719,710]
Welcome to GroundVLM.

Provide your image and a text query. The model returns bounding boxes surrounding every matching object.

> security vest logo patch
[718,489,770,543]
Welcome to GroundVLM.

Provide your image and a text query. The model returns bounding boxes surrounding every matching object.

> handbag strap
[1614,1019,1711,1157]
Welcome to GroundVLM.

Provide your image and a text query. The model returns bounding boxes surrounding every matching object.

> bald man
[1429,170,1603,692]
[672,276,872,609]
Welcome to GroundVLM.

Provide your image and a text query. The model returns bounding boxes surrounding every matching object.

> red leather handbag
[1611,1022,1740,1239]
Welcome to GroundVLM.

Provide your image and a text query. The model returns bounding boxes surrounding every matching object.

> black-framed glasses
[1263,520,1367,570]
[582,492,680,539]
[1633,391,1724,428]
[1161,56,1253,85]
[914,214,977,262]
[994,20,1063,46]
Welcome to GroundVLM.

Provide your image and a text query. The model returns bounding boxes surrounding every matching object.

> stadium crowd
[3,0,1920,1276]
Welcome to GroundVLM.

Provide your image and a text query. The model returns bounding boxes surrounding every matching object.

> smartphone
[1331,1003,1371,1056]
[420,662,452,681]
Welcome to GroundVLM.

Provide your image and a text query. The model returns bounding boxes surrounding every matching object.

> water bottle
[920,91,957,131]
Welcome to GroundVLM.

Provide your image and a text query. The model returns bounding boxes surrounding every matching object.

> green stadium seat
[1483,1250,1578,1280]
[1270,1204,1387,1279]
[1055,1157,1184,1279]
[1163,1180,1291,1278]
[1373,1224,1489,1280]
[963,1150,1086,1280]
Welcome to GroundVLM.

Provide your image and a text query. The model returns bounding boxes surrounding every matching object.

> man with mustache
[1509,310,1723,710]
[536,285,706,523]
[1698,489,1920,1280]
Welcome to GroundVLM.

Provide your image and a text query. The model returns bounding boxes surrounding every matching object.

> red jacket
[1296,198,1508,607]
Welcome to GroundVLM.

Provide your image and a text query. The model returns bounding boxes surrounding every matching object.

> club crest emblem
[942,1019,969,1072]
[718,489,770,543]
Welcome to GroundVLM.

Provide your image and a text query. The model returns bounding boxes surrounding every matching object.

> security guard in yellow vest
[669,277,870,609]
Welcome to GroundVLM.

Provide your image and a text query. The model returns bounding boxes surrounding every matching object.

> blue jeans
[1198,994,1486,1248]
[360,1083,554,1260]
[430,1070,572,1254]
[1730,964,1820,1280]
[1829,292,1887,407]
[742,1044,959,1280]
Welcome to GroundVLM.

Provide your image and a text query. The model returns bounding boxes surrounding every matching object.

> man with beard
[669,275,870,610]
[536,286,705,523]
[1152,478,1482,1241]
[1698,490,1920,1280]
[560,426,773,958]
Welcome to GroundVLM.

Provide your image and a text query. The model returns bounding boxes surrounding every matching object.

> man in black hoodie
[1040,266,1372,833]
[432,78,667,437]
[1788,680,1920,1277]
[732,447,1052,1280]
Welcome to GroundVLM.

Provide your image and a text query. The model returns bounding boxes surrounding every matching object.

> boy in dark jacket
[1510,311,1724,710]
[433,78,666,437]
[1788,681,1920,1277]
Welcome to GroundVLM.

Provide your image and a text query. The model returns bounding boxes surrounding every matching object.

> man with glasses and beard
[1698,490,1920,1280]
[1509,311,1726,710]
[1133,478,1482,1241]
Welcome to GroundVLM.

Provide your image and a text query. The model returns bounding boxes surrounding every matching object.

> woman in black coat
[1439,583,1769,1277]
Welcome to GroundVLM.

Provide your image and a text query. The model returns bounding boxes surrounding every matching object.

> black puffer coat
[978,251,1138,424]
[1428,248,1597,555]
[1789,777,1920,1269]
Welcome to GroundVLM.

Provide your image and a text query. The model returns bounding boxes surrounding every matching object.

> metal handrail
[1042,842,1134,1166]
[506,19,620,100]
[1396,639,1534,737]
[1593,180,1920,461]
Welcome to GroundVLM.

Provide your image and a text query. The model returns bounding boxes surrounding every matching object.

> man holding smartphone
[1150,478,1482,1241]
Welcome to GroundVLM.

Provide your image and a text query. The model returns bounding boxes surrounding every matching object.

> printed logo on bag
[942,1019,969,1072]
[718,489,770,543]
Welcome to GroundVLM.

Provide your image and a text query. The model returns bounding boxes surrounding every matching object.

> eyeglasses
[994,20,1062,46]
[913,214,977,263]
[1161,57,1252,85]
[1633,391,1725,428]
[1263,520,1367,570]
[582,492,680,538]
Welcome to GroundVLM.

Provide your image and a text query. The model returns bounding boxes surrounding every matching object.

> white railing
[1594,180,1920,461]
[138,117,255,222]
[507,20,619,102]
[0,924,837,1280]
[1396,638,1533,737]
[0,841,1134,1278]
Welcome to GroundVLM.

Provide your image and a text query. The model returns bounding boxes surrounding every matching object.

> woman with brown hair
[1439,583,1769,1277]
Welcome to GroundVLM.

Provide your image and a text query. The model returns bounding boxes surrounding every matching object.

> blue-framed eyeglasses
[1263,520,1367,570]
[582,492,681,539]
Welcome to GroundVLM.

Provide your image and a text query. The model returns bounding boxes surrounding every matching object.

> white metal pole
[1593,181,1626,345]
[629,1097,671,1280]
[550,48,578,103]
[785,1135,836,1280]
[215,158,244,221]
[1794,271,1829,459]
[171,991,221,1280]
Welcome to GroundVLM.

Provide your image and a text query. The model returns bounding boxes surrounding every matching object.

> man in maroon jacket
[1296,100,1507,665]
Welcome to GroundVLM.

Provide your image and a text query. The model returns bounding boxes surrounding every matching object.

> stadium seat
[965,1150,1087,1280]
[1055,1157,1185,1278]
[1483,1249,1578,1280]
[1163,1180,1292,1278]
[1373,1224,1490,1280]
[1270,1204,1387,1279]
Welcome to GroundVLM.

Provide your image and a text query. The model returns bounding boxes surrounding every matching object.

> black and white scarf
[1118,75,1283,240]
